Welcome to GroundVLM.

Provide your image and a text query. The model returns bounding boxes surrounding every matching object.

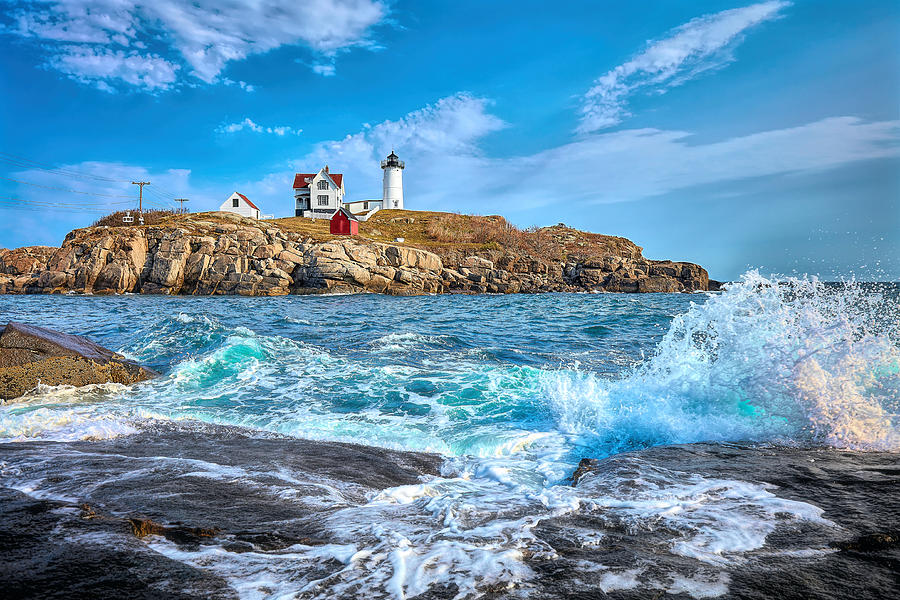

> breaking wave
[547,271,900,453]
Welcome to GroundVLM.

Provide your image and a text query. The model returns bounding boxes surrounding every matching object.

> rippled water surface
[1,272,898,599]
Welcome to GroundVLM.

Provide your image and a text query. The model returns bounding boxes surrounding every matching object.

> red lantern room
[330,206,359,236]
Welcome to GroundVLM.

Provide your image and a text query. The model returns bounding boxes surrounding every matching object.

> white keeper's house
[220,191,260,219]
[293,166,345,218]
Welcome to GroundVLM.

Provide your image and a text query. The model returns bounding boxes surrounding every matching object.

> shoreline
[2,420,897,600]
[0,210,714,296]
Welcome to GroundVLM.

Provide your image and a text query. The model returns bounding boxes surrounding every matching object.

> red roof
[293,174,315,188]
[236,192,259,211]
[293,172,343,189]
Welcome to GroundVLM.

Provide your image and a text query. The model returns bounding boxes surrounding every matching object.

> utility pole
[174,198,189,214]
[131,181,150,213]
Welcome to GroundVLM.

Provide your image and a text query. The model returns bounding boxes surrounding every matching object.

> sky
[0,0,897,281]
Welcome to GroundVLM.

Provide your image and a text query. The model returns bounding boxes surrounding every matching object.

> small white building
[344,199,382,214]
[293,166,345,219]
[220,192,260,219]
[381,151,404,209]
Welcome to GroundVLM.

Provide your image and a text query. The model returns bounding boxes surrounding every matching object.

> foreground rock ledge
[0,211,715,296]
[0,322,158,400]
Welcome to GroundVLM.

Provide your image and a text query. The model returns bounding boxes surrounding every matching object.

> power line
[0,197,112,213]
[143,186,177,203]
[0,176,135,198]
[0,152,188,207]
[0,152,128,183]
[0,195,119,207]
[149,183,179,198]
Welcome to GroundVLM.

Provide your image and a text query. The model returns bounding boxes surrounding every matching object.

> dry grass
[82,209,637,262]
[92,209,176,228]
[422,213,557,255]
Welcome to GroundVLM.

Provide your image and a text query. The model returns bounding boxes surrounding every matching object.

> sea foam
[545,271,900,454]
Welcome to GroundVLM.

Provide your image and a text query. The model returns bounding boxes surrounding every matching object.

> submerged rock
[0,322,158,400]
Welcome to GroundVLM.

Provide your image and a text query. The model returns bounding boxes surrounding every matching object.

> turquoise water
[1,272,899,598]
[2,272,897,459]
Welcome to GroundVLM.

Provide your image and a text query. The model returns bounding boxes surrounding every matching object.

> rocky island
[0,210,713,296]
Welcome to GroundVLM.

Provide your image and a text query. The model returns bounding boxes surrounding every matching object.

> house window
[232,198,239,207]
[317,180,329,190]
[317,195,329,206]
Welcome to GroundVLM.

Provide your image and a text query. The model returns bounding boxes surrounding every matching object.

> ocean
[1,271,898,599]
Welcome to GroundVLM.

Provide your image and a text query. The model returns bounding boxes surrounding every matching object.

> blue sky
[1,0,897,280]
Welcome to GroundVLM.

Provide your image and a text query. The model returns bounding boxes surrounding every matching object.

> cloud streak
[235,94,899,218]
[578,1,790,133]
[46,45,179,92]
[4,0,389,91]
[217,118,303,137]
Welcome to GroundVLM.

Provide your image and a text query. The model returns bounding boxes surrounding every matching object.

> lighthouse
[381,150,405,210]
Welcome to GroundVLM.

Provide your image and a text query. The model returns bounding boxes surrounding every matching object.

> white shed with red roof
[220,192,260,220]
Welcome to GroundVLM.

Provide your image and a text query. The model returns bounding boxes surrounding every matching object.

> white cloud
[578,1,790,133]
[46,45,179,92]
[312,62,337,77]
[217,118,302,137]
[233,94,899,218]
[222,78,255,92]
[302,93,506,164]
[5,0,389,91]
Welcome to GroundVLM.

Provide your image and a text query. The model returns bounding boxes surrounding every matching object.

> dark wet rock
[0,322,158,399]
[4,427,898,599]
[1,422,443,545]
[546,444,900,600]
[0,488,237,600]
[0,422,445,599]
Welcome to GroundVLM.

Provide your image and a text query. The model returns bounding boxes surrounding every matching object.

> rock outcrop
[0,322,158,400]
[0,213,710,296]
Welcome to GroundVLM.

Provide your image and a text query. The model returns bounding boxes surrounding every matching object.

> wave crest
[548,271,900,452]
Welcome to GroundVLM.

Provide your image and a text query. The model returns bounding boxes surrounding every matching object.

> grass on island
[86,208,638,260]
[92,209,177,228]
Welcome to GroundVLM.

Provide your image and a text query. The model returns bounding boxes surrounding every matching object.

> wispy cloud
[4,0,390,91]
[303,93,506,164]
[578,1,790,133]
[235,94,898,217]
[46,45,179,92]
[222,78,255,93]
[311,62,337,77]
[217,118,302,137]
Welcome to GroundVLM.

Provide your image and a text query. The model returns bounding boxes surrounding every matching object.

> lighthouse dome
[381,151,405,169]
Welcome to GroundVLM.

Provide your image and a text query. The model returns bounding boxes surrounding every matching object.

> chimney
[325,165,329,173]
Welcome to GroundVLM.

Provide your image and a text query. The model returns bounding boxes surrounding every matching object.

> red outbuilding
[330,206,359,236]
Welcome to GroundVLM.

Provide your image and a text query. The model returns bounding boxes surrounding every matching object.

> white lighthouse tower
[381,150,404,210]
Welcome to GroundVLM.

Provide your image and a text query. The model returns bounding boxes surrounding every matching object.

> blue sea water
[2,271,897,457]
[1,271,898,598]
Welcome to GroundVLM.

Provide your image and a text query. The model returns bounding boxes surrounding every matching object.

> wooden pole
[131,181,150,213]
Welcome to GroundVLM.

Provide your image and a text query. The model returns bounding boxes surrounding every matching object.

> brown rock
[0,246,55,276]
[637,276,683,293]
[0,322,158,400]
